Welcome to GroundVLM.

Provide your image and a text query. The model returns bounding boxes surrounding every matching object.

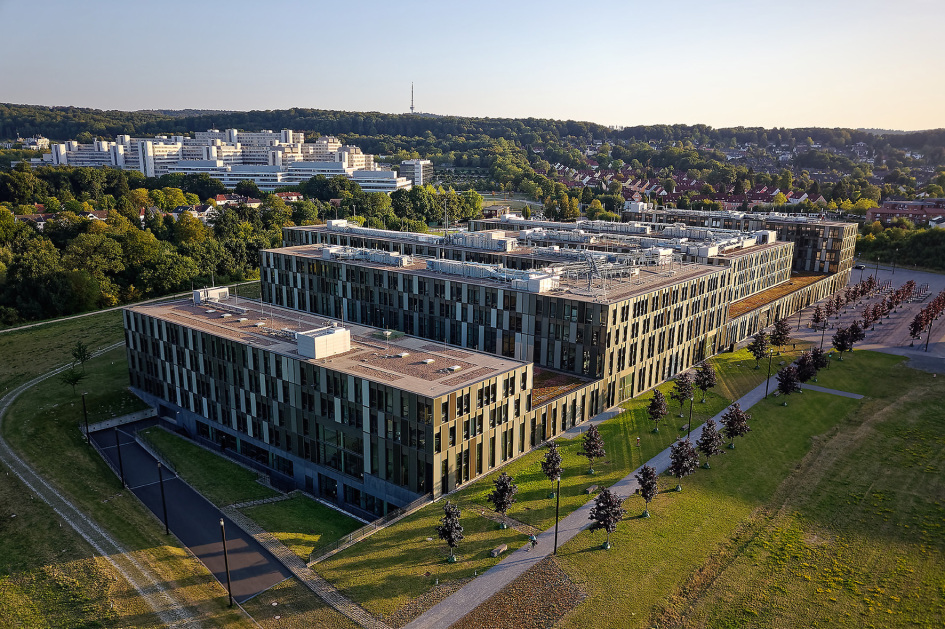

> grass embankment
[240,578,361,629]
[315,345,797,619]
[0,310,125,394]
[244,497,362,561]
[1,348,253,627]
[651,352,945,628]
[139,426,278,507]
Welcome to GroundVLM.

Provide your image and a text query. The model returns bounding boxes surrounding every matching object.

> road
[92,422,292,604]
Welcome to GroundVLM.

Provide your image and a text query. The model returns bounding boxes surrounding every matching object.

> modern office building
[400,159,433,186]
[125,288,600,516]
[124,211,857,517]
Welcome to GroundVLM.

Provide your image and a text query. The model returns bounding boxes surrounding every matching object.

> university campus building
[123,210,857,518]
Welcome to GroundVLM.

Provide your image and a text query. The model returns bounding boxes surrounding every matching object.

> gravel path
[0,342,202,628]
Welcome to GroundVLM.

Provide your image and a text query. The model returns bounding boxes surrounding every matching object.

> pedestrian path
[801,383,865,399]
[404,374,865,629]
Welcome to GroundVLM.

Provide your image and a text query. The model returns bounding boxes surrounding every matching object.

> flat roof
[728,273,826,318]
[127,298,526,397]
[265,243,724,305]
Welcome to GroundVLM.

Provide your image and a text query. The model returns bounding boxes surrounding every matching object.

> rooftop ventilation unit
[255,322,267,327]
[422,358,435,364]
[221,313,232,318]
[447,365,461,372]
[397,352,410,358]
[206,309,216,313]
[238,317,248,322]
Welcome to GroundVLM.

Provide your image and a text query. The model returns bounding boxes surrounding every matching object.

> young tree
[776,365,802,399]
[695,419,725,468]
[670,371,694,418]
[58,368,87,395]
[647,389,668,433]
[580,424,606,474]
[71,340,93,371]
[694,361,717,403]
[848,320,866,349]
[540,441,563,498]
[833,294,844,317]
[635,465,658,518]
[435,501,464,562]
[720,402,752,448]
[795,350,818,383]
[769,317,791,352]
[809,305,825,328]
[747,331,770,369]
[588,488,626,549]
[909,311,929,346]
[832,327,853,359]
[487,472,518,527]
[668,438,699,491]
[824,299,836,320]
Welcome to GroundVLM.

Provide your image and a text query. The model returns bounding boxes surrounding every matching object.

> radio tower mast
[410,83,415,114]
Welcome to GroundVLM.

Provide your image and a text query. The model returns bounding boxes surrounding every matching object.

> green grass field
[240,577,361,629]
[139,426,279,507]
[243,496,362,561]
[0,310,125,394]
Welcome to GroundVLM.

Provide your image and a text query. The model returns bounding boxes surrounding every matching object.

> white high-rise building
[400,159,433,186]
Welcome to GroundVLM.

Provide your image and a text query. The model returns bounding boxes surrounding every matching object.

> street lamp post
[220,518,233,607]
[893,248,899,275]
[796,307,803,331]
[820,319,828,351]
[82,392,90,446]
[114,428,126,488]
[553,475,561,555]
[687,395,695,440]
[764,349,774,398]
[157,462,169,535]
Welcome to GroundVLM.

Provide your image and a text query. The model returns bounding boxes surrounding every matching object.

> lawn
[0,347,260,628]
[711,343,810,402]
[139,425,278,507]
[0,309,125,394]
[652,354,945,628]
[0,459,163,628]
[240,578,361,629]
[243,496,362,561]
[555,389,863,628]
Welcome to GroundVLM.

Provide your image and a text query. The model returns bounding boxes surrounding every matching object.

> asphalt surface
[90,423,292,603]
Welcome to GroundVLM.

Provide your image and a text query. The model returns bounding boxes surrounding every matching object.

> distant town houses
[24,129,412,194]
[866,199,945,225]
[0,135,50,150]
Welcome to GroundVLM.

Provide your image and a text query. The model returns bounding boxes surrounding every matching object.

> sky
[2,0,943,131]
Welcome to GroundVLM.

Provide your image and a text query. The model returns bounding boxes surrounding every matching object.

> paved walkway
[801,383,865,399]
[405,375,864,629]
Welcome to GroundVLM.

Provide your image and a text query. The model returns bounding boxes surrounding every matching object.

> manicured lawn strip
[240,577,361,629]
[1,348,255,628]
[316,502,530,619]
[556,390,861,628]
[659,367,945,627]
[243,496,362,561]
[0,310,125,394]
[712,344,810,402]
[139,426,278,507]
[810,350,909,396]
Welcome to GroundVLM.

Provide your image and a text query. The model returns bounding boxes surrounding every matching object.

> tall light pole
[820,318,828,351]
[553,475,561,555]
[686,395,695,440]
[220,518,233,607]
[157,462,169,535]
[892,247,899,275]
[82,392,90,446]
[764,349,774,398]
[114,428,126,488]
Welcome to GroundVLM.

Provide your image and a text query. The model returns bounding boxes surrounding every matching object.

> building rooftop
[127,298,527,397]
[728,273,825,318]
[266,243,723,305]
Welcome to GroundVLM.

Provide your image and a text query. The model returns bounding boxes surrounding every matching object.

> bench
[680,424,690,432]
[779,361,786,366]
[585,485,599,494]
[490,544,508,558]
[772,390,781,397]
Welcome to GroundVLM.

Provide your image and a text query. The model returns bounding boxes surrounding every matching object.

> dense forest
[0,163,482,324]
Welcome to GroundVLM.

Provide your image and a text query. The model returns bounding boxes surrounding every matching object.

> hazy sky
[2,0,943,131]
